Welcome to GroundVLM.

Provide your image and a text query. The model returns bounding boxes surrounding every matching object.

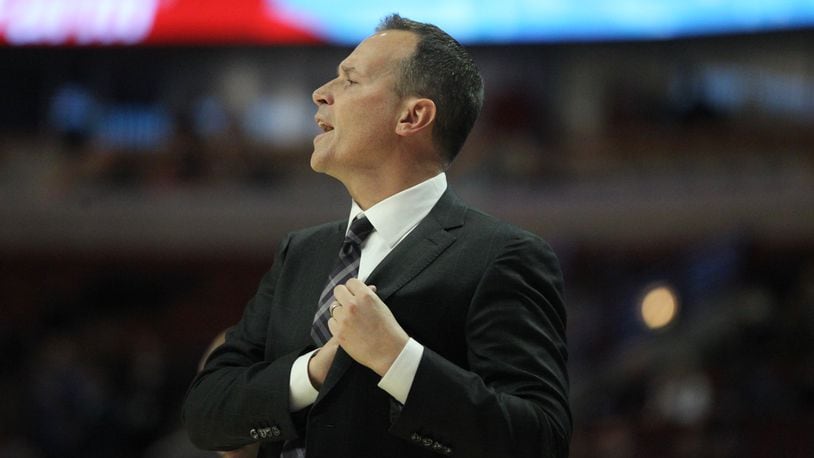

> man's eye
[345,78,357,86]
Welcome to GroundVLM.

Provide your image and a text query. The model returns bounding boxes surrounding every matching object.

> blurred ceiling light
[640,284,679,330]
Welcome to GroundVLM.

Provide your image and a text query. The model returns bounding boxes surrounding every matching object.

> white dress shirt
[288,172,447,411]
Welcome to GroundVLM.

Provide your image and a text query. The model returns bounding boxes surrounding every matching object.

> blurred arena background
[1,1,813,457]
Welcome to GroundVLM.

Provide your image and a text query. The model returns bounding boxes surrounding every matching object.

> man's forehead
[348,30,416,63]
[367,29,417,49]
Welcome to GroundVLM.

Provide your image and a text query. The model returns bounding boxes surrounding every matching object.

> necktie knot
[346,215,374,245]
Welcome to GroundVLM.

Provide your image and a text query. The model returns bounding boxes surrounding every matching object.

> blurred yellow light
[640,285,679,330]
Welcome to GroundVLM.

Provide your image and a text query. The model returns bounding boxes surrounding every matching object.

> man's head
[311,15,483,187]
[376,14,484,164]
[311,28,416,185]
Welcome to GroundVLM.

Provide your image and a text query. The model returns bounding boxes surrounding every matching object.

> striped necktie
[282,216,375,457]
[311,215,375,345]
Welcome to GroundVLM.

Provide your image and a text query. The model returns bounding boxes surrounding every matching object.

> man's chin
[309,150,330,174]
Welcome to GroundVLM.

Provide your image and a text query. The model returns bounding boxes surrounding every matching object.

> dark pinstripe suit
[183,190,570,458]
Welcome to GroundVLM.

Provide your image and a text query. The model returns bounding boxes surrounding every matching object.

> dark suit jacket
[183,190,571,457]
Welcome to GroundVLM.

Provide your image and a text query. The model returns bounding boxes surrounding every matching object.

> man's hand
[329,278,409,376]
[307,337,340,389]
[219,442,259,458]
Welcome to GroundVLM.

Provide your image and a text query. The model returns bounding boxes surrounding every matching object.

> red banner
[0,0,323,46]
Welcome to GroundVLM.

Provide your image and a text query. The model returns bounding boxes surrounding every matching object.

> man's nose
[312,82,333,106]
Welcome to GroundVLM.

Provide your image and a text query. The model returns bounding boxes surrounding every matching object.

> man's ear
[396,98,436,137]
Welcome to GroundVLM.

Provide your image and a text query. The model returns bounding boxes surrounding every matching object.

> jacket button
[270,426,281,437]
[411,433,421,442]
[422,438,433,447]
[249,428,259,440]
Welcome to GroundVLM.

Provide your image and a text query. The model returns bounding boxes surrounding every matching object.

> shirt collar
[348,173,447,248]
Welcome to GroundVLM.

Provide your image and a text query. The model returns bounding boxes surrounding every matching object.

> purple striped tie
[281,216,375,457]
[311,215,374,345]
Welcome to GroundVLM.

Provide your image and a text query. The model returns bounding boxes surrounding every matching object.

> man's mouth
[316,119,334,133]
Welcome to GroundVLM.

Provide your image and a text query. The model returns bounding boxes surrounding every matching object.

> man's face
[311,30,417,181]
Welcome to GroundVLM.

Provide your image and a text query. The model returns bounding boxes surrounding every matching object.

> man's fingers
[335,279,378,312]
[327,314,337,335]
[329,301,342,318]
[345,277,367,294]
[345,278,378,300]
[334,284,353,307]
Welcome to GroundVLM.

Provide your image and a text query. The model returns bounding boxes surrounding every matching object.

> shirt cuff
[377,338,424,405]
[289,349,319,412]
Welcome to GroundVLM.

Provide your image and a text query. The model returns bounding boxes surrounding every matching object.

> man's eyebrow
[338,64,357,76]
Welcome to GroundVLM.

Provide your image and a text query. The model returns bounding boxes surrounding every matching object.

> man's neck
[346,165,442,210]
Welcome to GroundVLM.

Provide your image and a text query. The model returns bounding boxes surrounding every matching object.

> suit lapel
[315,190,467,404]
[366,215,454,302]
[370,189,467,295]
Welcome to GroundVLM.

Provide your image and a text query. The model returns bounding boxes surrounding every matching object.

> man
[183,14,570,458]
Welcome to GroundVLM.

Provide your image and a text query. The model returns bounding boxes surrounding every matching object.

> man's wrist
[372,333,410,376]
[378,338,424,405]
[306,347,325,389]
[289,349,319,412]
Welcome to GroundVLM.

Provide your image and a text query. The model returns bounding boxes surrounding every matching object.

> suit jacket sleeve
[182,234,307,451]
[389,227,571,458]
